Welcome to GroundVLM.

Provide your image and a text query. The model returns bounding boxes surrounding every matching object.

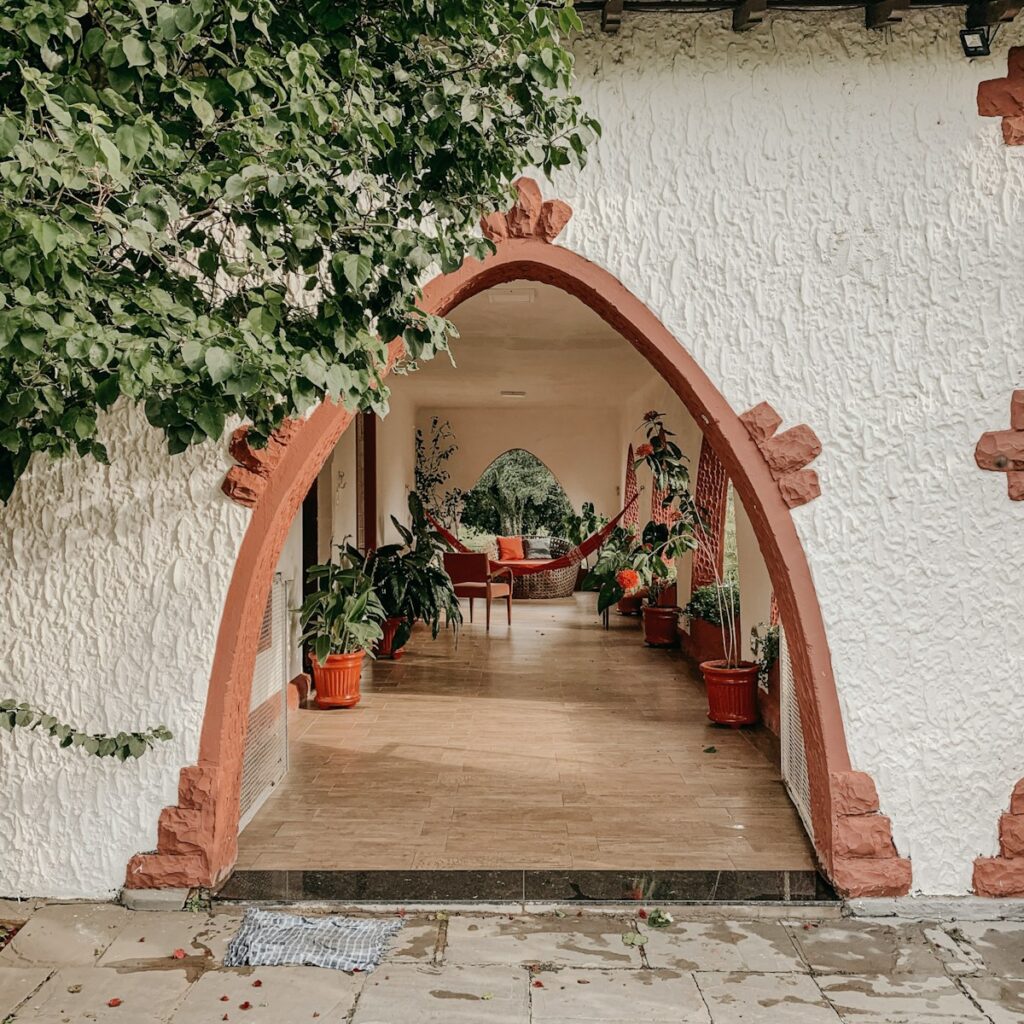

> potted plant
[751,621,781,734]
[581,524,647,617]
[634,411,758,724]
[300,548,387,709]
[683,580,741,664]
[369,494,462,659]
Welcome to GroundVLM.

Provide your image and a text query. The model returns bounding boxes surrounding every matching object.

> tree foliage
[0,0,598,500]
[461,447,571,536]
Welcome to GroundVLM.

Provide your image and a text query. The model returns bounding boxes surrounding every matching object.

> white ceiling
[399,281,654,408]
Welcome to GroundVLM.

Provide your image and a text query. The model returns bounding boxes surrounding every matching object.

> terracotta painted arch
[126,202,911,898]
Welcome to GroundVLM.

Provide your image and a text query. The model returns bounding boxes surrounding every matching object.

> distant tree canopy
[460,448,571,536]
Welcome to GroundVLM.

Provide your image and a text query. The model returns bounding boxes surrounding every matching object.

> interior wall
[376,386,418,543]
[735,496,774,662]
[413,405,624,522]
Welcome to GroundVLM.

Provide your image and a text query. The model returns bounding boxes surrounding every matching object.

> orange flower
[615,569,640,592]
[635,443,654,458]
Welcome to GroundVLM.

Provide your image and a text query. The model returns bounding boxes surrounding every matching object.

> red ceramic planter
[311,651,365,708]
[616,589,647,616]
[642,605,680,647]
[374,616,407,660]
[701,660,759,727]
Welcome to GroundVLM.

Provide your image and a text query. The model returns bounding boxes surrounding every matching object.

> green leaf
[342,254,373,291]
[195,403,225,439]
[122,36,150,68]
[205,347,236,383]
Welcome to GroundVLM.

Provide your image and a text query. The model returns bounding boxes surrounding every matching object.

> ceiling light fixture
[500,390,527,398]
[960,26,991,58]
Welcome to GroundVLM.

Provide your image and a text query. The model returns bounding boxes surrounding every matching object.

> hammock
[428,493,638,577]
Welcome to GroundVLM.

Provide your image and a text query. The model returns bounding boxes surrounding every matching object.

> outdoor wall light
[960,26,991,57]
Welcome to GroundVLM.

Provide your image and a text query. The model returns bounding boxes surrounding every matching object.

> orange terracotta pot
[374,616,407,660]
[311,651,365,709]
[701,660,759,727]
[642,605,680,647]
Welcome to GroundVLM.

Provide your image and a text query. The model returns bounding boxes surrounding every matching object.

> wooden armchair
[442,552,512,631]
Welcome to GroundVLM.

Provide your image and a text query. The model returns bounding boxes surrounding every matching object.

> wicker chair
[512,537,578,600]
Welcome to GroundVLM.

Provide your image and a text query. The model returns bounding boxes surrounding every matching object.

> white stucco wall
[0,402,248,898]
[0,9,1021,898]
[556,10,1024,894]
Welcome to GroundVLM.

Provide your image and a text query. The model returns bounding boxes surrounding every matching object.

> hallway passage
[235,595,815,871]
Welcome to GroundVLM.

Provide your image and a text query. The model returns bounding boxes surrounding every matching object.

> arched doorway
[126,180,910,898]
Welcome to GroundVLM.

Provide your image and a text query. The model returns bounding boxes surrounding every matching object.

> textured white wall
[556,10,1024,894]
[1,10,1021,898]
[0,402,248,898]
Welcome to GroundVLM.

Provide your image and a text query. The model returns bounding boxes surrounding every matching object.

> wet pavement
[1,900,1023,1021]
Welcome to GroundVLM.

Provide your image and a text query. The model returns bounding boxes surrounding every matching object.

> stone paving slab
[531,967,709,1021]
[386,917,442,961]
[958,976,1024,1024]
[443,915,641,968]
[815,973,989,1022]
[783,920,946,976]
[168,965,363,1022]
[353,963,529,1023]
[694,971,841,1023]
[96,910,241,970]
[945,922,1024,981]
[644,920,805,973]
[12,965,190,1023]
[0,967,51,1018]
[0,905,129,967]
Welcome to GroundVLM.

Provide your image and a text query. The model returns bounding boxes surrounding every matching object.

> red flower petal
[532,980,544,988]
[251,980,262,988]
[172,948,186,959]
[107,998,122,1007]
[637,909,648,919]
[220,995,230,1001]
[239,1002,252,1011]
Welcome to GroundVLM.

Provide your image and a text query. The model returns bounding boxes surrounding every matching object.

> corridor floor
[235,595,815,870]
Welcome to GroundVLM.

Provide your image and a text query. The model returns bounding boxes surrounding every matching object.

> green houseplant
[561,501,608,588]
[300,548,386,709]
[581,524,646,616]
[368,494,462,658]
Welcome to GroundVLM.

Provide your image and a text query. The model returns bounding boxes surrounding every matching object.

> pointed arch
[126,183,910,898]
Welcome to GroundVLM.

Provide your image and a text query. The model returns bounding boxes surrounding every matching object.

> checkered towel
[223,908,404,972]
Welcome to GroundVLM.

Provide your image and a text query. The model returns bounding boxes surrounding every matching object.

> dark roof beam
[733,0,768,30]
[966,0,1022,25]
[865,0,911,27]
[601,0,625,32]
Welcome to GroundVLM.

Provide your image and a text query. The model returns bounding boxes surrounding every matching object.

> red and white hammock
[428,493,638,577]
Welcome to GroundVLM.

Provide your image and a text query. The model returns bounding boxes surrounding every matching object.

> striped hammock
[427,493,638,577]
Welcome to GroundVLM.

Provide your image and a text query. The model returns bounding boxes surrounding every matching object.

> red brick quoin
[739,401,822,509]
[975,390,1024,501]
[978,47,1024,146]
[974,781,1024,897]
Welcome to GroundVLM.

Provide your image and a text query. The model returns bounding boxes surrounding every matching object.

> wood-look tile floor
[236,594,816,871]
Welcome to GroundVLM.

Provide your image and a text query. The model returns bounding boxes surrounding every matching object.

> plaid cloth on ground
[223,908,404,972]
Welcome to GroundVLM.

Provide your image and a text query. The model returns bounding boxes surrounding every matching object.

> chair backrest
[443,551,490,585]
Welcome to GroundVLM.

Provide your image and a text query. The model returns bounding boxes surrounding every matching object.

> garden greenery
[0,0,598,500]
[0,699,172,759]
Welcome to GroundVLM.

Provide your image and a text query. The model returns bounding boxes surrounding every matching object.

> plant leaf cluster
[0,0,598,500]
[0,699,172,759]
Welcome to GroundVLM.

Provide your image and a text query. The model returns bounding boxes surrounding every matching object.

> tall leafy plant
[0,0,599,500]
[299,548,387,662]
[368,493,462,650]
[414,417,465,530]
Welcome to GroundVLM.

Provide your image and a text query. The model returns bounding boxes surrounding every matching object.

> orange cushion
[497,536,524,560]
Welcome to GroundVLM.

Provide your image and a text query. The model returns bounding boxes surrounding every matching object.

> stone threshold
[214,868,838,906]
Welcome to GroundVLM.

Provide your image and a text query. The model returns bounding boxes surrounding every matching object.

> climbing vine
[0,0,598,500]
[0,699,172,759]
